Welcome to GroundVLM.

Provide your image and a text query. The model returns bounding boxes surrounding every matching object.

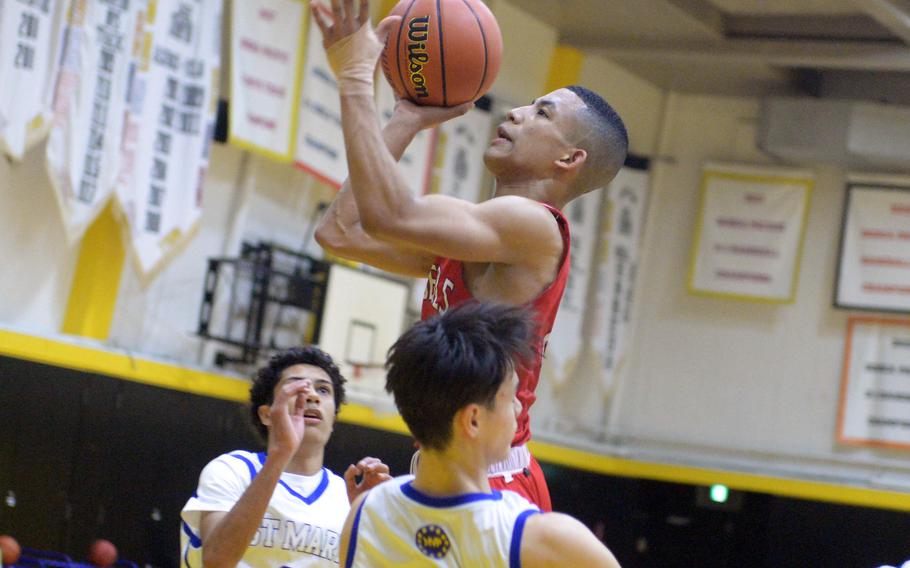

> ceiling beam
[593,39,910,71]
[663,0,726,39]
[855,0,910,46]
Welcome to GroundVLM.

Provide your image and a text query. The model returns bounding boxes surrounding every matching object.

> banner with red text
[835,177,910,313]
[0,0,70,159]
[230,0,306,162]
[116,0,222,275]
[688,163,813,303]
[46,0,141,241]
[838,317,910,449]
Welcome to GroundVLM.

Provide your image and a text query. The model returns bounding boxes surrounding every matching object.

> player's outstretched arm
[315,101,469,277]
[521,512,622,568]
[198,381,310,568]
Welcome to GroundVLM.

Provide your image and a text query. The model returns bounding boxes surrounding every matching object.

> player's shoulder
[485,195,558,218]
[521,513,620,568]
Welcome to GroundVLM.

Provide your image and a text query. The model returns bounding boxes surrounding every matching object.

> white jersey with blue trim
[346,475,540,568]
[180,450,349,568]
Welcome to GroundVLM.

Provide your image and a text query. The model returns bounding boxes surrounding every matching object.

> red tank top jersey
[420,203,571,446]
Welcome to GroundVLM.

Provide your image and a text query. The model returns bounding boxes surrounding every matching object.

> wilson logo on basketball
[406,16,430,99]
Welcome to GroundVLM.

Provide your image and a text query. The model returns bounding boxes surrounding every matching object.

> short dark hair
[249,346,347,440]
[385,302,536,451]
[566,85,629,194]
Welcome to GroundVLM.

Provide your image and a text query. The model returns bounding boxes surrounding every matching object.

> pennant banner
[0,0,70,159]
[46,0,140,240]
[431,104,492,201]
[229,0,306,161]
[375,80,437,197]
[116,0,222,274]
[293,16,345,186]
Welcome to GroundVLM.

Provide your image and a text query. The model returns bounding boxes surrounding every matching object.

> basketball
[0,535,20,566]
[87,539,117,568]
[381,0,503,107]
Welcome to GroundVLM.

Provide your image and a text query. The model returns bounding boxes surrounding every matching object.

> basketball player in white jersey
[181,347,391,568]
[340,303,621,567]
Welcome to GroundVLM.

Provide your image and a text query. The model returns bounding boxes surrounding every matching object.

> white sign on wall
[46,0,140,240]
[688,163,813,303]
[835,181,910,313]
[838,317,910,449]
[0,0,70,159]
[116,0,223,275]
[230,0,306,162]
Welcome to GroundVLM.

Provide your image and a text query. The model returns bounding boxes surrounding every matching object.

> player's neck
[411,447,491,496]
[285,444,324,476]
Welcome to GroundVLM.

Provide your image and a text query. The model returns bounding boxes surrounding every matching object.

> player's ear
[554,148,587,173]
[257,404,272,428]
[456,404,483,439]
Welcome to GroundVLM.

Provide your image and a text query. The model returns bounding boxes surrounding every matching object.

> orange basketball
[87,539,117,568]
[381,0,503,107]
[0,535,20,565]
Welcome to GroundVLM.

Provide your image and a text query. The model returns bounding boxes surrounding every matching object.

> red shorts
[488,455,552,512]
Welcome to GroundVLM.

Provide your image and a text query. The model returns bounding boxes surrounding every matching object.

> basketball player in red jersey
[312,0,628,512]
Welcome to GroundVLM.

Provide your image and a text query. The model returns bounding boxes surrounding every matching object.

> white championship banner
[597,167,649,393]
[46,0,140,240]
[293,15,345,187]
[0,0,70,159]
[688,163,813,303]
[376,80,437,197]
[431,104,492,201]
[835,179,910,313]
[838,317,910,449]
[116,0,222,275]
[542,188,603,389]
[229,0,306,161]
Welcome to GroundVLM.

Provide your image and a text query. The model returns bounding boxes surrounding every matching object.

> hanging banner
[596,166,649,393]
[430,104,492,201]
[229,0,306,162]
[46,0,140,240]
[542,188,603,388]
[375,81,437,197]
[116,0,222,275]
[838,317,910,449]
[835,179,910,313]
[688,163,813,303]
[293,16,345,187]
[0,0,70,159]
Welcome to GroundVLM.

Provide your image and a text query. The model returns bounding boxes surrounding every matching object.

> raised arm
[522,512,622,568]
[198,381,310,568]
[313,1,562,268]
[314,99,469,277]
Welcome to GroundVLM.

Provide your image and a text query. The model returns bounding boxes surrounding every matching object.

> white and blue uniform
[346,475,540,567]
[181,450,349,568]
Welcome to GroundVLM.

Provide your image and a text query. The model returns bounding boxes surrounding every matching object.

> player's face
[484,88,584,182]
[274,363,337,446]
[485,371,521,463]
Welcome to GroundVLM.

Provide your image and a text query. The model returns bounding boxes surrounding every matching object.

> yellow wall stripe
[61,202,126,340]
[544,44,584,93]
[3,328,909,512]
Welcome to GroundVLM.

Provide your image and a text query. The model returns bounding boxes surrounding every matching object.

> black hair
[249,346,346,441]
[385,302,536,451]
[566,84,629,193]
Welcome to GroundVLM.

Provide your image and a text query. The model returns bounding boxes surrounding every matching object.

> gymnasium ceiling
[518,0,910,104]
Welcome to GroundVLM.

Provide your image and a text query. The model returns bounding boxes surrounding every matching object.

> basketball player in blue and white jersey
[340,303,621,567]
[181,347,391,568]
